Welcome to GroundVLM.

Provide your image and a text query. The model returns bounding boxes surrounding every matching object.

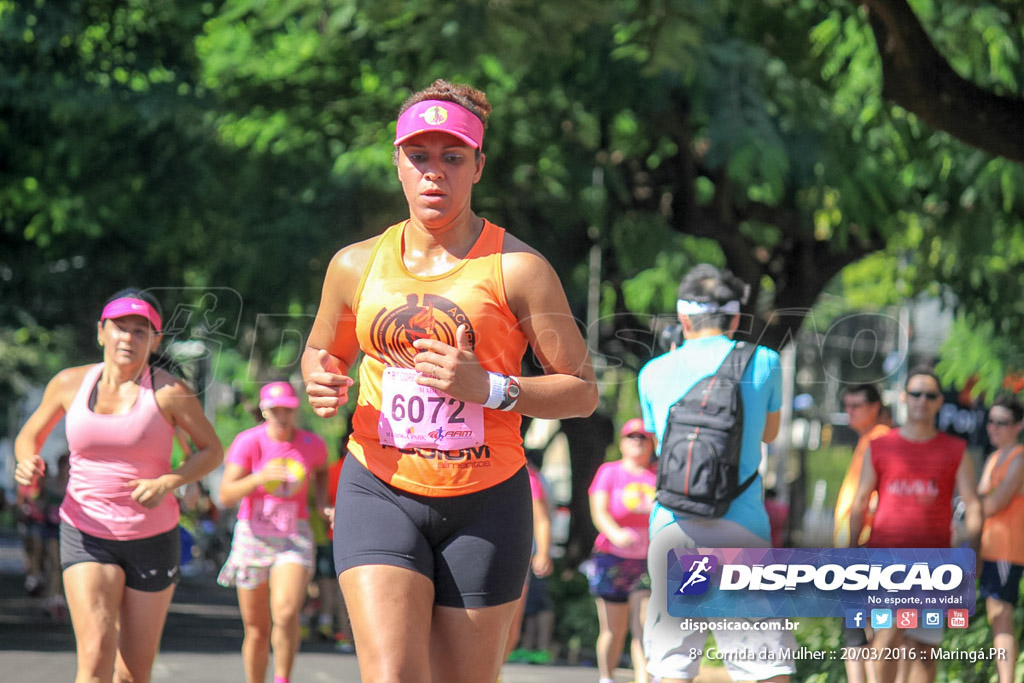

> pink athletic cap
[394,99,485,149]
[101,297,163,333]
[260,382,300,409]
[620,418,653,439]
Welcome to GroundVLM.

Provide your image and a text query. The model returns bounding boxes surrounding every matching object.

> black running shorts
[61,523,181,592]
[333,455,532,608]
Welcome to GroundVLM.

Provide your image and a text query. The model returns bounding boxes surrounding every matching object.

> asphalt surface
[0,531,672,682]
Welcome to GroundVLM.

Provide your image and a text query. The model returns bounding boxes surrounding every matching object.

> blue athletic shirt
[638,335,781,541]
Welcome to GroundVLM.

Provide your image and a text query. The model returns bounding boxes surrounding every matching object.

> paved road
[0,531,736,682]
[0,532,639,682]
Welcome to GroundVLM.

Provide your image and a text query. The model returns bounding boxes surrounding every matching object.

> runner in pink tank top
[217,381,329,683]
[14,288,223,683]
[62,363,179,539]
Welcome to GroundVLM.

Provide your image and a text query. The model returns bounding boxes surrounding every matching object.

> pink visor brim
[394,99,484,149]
[260,397,300,409]
[101,297,163,333]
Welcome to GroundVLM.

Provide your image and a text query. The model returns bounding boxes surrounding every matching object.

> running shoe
[334,634,355,654]
[317,622,334,640]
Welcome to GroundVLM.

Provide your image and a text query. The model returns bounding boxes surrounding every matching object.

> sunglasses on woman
[906,390,941,400]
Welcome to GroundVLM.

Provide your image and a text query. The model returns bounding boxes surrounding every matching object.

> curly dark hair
[398,79,491,127]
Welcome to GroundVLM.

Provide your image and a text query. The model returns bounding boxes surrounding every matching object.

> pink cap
[260,382,300,409]
[620,418,653,439]
[394,99,485,149]
[101,297,163,333]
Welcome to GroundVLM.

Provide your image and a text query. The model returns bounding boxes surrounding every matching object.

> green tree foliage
[3,0,1022,397]
[5,0,1023,572]
[0,0,354,359]
[0,325,73,434]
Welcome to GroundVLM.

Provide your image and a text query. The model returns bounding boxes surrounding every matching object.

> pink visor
[260,382,300,409]
[394,99,485,149]
[620,418,653,438]
[101,297,162,333]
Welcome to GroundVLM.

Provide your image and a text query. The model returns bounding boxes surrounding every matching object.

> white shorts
[899,625,944,647]
[217,519,314,590]
[644,516,797,681]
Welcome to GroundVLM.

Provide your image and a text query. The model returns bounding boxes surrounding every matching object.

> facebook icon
[845,609,867,629]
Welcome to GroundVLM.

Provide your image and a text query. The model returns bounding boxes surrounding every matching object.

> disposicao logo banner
[667,548,976,618]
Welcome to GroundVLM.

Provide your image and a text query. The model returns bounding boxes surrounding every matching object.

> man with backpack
[638,264,795,683]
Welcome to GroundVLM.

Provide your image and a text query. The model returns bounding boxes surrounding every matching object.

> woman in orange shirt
[978,397,1024,683]
[301,79,597,683]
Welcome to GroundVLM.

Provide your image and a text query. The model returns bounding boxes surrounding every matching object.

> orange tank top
[347,220,529,496]
[833,424,889,547]
[981,445,1024,565]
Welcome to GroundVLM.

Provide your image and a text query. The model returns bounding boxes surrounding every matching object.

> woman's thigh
[629,589,650,637]
[117,584,176,675]
[595,597,631,635]
[269,562,311,621]
[431,601,521,683]
[238,582,272,633]
[340,564,435,683]
[64,561,126,640]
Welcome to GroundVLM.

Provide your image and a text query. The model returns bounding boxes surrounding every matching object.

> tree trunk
[859,0,1024,161]
[559,413,615,571]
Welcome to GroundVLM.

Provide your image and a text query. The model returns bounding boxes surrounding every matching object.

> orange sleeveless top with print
[980,444,1024,565]
[347,220,529,496]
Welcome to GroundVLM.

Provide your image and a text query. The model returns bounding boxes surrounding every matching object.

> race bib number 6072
[378,367,484,450]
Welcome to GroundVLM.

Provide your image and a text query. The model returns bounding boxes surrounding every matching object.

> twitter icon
[871,609,892,629]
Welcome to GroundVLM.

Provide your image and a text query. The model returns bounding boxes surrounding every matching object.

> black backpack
[656,341,759,517]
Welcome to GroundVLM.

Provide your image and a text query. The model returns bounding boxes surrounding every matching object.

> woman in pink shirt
[13,289,223,683]
[586,418,657,683]
[218,382,328,683]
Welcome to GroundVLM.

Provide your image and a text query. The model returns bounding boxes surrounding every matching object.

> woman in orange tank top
[301,80,597,683]
[978,397,1024,683]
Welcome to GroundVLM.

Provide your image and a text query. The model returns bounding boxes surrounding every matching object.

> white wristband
[483,372,507,409]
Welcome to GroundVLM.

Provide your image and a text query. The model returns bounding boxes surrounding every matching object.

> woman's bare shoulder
[52,364,95,393]
[329,235,383,280]
[37,364,96,409]
[151,366,194,397]
[500,232,558,288]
